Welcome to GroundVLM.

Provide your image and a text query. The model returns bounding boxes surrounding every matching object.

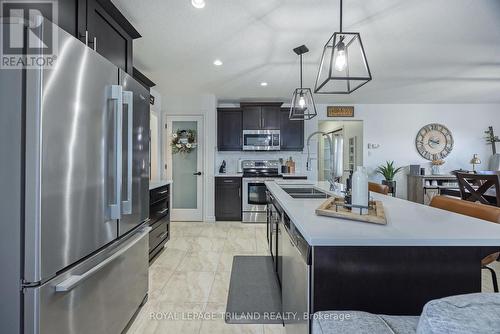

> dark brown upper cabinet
[133,67,156,90]
[217,102,304,152]
[241,105,261,130]
[79,0,141,74]
[241,103,282,130]
[42,0,140,74]
[217,108,243,151]
[280,108,304,151]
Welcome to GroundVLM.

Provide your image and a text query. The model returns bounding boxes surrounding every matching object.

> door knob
[193,172,202,176]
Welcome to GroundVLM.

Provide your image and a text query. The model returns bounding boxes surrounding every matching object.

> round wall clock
[415,123,454,160]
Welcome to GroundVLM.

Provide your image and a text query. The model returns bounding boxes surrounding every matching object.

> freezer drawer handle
[121,90,134,215]
[55,227,151,293]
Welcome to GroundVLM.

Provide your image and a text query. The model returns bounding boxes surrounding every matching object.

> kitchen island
[265,180,500,333]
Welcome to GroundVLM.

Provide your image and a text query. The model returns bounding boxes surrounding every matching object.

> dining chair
[430,196,500,292]
[455,172,499,207]
[368,182,389,195]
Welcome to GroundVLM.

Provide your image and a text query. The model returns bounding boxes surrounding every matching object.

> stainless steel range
[242,160,281,223]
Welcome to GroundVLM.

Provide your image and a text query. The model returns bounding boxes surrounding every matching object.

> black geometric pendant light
[314,0,372,94]
[289,45,317,121]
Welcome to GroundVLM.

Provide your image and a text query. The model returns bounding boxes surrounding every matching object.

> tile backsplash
[215,151,310,175]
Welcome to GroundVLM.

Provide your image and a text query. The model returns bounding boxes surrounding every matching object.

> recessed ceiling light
[260,82,268,87]
[213,59,223,66]
[191,0,205,9]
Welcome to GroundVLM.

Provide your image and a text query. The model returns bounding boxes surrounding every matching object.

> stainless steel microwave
[242,130,280,151]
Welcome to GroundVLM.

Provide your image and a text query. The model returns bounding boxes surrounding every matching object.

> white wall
[162,94,217,222]
[306,104,500,198]
[149,88,162,181]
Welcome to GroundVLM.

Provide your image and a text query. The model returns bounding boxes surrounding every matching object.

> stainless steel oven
[243,178,271,223]
[242,160,281,223]
[243,130,280,151]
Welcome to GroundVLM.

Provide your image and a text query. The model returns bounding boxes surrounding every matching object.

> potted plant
[375,161,404,195]
[485,126,500,170]
[431,159,445,175]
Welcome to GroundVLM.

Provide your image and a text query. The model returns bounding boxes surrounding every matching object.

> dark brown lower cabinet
[149,184,170,261]
[215,177,242,221]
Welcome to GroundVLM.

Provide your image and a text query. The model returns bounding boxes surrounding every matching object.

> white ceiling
[114,0,500,103]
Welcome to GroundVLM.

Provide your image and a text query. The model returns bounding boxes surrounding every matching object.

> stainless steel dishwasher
[282,214,311,334]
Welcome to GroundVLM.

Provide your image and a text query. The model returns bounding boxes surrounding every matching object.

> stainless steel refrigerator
[0,19,151,334]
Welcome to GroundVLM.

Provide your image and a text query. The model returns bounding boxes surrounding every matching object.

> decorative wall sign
[327,106,354,117]
[171,129,197,154]
[415,123,454,161]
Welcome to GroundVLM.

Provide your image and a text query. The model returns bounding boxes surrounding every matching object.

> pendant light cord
[299,54,303,89]
[339,0,343,33]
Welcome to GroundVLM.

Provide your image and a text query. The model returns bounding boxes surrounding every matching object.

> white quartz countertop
[149,180,173,190]
[265,180,500,247]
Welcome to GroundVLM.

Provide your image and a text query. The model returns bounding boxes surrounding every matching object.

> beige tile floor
[127,221,285,334]
[128,221,499,334]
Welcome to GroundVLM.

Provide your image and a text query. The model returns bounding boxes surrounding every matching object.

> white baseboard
[205,215,216,222]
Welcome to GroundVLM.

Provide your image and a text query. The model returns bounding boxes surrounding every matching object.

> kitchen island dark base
[312,246,498,315]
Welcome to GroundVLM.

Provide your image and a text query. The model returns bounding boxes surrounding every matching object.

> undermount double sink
[280,186,330,199]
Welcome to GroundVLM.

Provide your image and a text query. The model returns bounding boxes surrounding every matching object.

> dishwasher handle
[55,227,151,292]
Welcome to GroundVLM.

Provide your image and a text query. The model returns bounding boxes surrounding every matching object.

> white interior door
[165,116,204,221]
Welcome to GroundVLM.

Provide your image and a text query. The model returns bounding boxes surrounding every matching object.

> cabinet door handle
[87,34,97,51]
[79,31,89,46]
[239,187,241,198]
[223,180,234,183]
[158,232,168,239]
[157,190,168,195]
[157,208,168,215]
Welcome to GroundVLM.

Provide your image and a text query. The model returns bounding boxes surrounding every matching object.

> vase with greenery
[485,126,500,170]
[375,161,404,195]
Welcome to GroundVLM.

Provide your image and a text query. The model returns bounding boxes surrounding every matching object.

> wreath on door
[171,129,197,154]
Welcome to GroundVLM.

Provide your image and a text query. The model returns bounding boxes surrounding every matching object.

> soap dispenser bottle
[352,166,368,215]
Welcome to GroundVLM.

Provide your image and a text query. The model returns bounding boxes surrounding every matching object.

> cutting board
[315,197,387,225]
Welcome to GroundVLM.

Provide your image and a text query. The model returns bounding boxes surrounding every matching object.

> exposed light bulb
[334,41,347,72]
[213,59,223,66]
[298,95,306,108]
[191,0,205,9]
[260,82,268,87]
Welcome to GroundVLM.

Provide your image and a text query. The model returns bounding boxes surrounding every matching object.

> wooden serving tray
[315,197,387,225]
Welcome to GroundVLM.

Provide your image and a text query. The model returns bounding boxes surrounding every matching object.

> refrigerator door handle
[55,226,151,292]
[121,90,133,214]
[109,85,123,220]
